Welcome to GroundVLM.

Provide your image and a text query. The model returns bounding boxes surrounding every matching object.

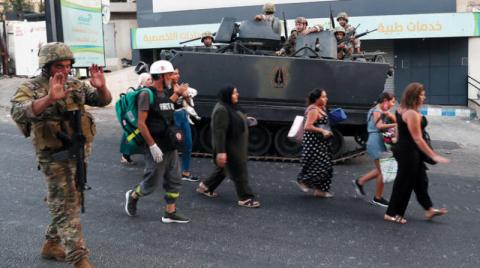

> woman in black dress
[296,89,334,198]
[384,82,449,224]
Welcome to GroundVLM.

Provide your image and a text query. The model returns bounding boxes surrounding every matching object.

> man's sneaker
[372,197,389,207]
[125,190,138,216]
[181,174,199,182]
[352,179,366,196]
[161,211,190,224]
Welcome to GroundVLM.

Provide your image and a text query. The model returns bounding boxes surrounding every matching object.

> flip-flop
[313,190,334,198]
[238,198,261,208]
[425,208,448,220]
[196,182,218,198]
[292,180,310,193]
[384,214,407,224]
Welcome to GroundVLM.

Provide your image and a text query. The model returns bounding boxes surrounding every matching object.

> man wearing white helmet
[124,60,190,224]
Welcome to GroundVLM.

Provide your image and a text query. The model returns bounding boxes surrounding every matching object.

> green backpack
[115,87,154,152]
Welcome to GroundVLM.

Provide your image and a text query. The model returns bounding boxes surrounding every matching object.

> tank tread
[191,148,366,164]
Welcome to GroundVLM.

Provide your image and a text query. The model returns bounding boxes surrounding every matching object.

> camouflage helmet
[201,31,215,42]
[336,12,349,22]
[38,42,75,68]
[263,3,276,14]
[295,16,308,25]
[334,26,346,34]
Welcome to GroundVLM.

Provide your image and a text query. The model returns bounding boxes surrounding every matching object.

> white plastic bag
[380,156,397,183]
[287,116,305,144]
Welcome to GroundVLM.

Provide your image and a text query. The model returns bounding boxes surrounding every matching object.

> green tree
[6,0,34,12]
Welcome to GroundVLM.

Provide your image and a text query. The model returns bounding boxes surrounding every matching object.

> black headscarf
[218,85,245,137]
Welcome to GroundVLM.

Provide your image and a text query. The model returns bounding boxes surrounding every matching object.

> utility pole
[0,3,9,75]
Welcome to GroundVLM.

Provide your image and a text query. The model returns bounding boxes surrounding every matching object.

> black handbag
[422,130,436,165]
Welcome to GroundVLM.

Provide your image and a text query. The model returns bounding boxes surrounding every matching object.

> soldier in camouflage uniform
[254,2,282,34]
[336,12,361,53]
[10,42,111,268]
[275,17,324,56]
[201,32,218,49]
[334,26,352,60]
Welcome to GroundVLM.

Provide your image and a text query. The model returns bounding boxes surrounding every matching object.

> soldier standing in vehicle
[337,12,361,54]
[275,17,324,56]
[10,42,112,268]
[334,26,352,60]
[254,2,282,34]
[124,60,191,224]
[201,31,217,49]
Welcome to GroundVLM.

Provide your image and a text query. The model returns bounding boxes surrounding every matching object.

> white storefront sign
[132,12,480,49]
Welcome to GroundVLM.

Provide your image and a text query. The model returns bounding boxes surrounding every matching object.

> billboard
[152,0,333,13]
[132,12,480,49]
[61,0,105,67]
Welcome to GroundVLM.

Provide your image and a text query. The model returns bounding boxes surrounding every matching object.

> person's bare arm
[169,83,188,103]
[137,111,155,146]
[373,111,396,131]
[304,107,332,138]
[404,110,448,163]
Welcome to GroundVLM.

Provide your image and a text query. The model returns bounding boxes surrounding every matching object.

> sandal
[313,190,334,198]
[293,180,310,193]
[238,198,261,208]
[196,182,218,198]
[120,155,135,165]
[384,214,407,224]
[425,208,448,220]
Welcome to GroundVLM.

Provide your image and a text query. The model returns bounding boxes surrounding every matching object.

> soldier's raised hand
[48,72,73,101]
[89,64,106,89]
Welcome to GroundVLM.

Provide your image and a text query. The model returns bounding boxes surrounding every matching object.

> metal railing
[467,75,480,99]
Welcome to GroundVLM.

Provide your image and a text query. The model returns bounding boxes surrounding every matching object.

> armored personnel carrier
[162,17,391,157]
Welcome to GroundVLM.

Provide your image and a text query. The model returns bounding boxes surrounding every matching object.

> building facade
[132,0,480,106]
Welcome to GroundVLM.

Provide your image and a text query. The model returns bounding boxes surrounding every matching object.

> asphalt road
[0,108,479,268]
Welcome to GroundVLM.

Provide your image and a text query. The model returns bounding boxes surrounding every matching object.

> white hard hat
[150,60,174,74]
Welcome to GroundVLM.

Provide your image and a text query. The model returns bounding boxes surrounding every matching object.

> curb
[420,105,476,120]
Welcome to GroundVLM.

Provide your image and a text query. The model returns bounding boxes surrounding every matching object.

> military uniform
[334,26,352,60]
[201,32,218,49]
[336,12,361,52]
[277,17,323,56]
[10,43,110,266]
[342,24,361,50]
[280,30,299,56]
[257,14,282,34]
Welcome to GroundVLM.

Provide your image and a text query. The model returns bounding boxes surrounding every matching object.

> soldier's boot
[74,256,94,268]
[40,240,65,261]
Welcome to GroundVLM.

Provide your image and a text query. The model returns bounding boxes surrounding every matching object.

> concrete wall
[107,19,137,60]
[103,19,137,71]
[468,37,480,99]
[112,19,137,59]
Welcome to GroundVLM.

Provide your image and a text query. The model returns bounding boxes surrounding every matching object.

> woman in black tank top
[384,83,449,224]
